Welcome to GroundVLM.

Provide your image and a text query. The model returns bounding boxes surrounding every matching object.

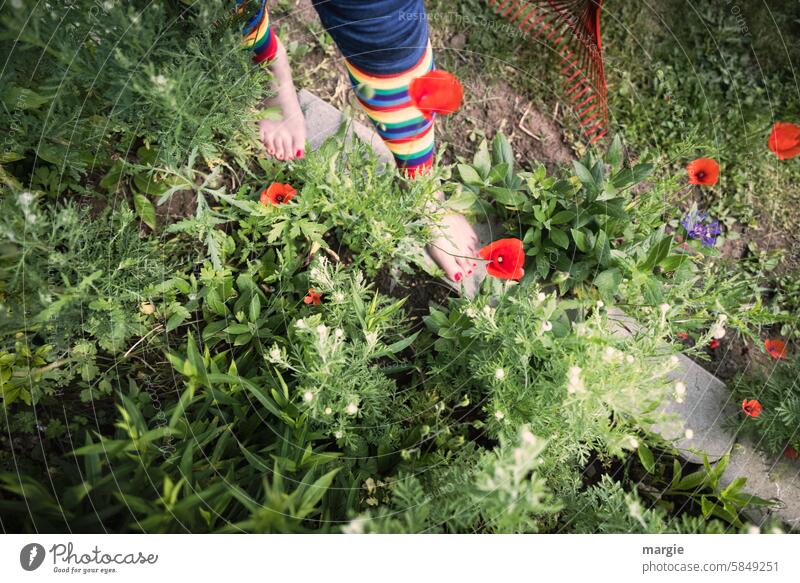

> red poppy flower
[742,399,763,418]
[686,158,720,186]
[303,288,322,305]
[709,339,719,350]
[478,238,525,280]
[767,122,800,160]
[408,70,464,121]
[260,183,296,206]
[784,446,799,460]
[764,338,788,360]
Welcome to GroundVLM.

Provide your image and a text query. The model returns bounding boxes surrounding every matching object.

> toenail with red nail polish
[454,272,462,282]
[296,150,303,157]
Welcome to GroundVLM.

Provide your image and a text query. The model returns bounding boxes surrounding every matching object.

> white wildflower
[567,366,585,394]
[684,429,694,440]
[334,328,344,339]
[603,346,619,363]
[346,402,359,415]
[537,292,547,302]
[710,323,726,339]
[324,407,333,415]
[659,303,671,315]
[627,437,639,449]
[494,368,506,380]
[295,318,307,330]
[333,291,345,302]
[675,381,687,403]
[343,517,366,534]
[268,345,282,362]
[465,307,479,319]
[364,331,379,348]
[494,410,505,421]
[303,391,314,403]
[334,430,343,439]
[596,300,604,309]
[541,320,553,332]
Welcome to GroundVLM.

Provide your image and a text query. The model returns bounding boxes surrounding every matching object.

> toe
[274,141,285,160]
[456,256,473,277]
[282,137,295,160]
[263,134,276,157]
[428,247,462,283]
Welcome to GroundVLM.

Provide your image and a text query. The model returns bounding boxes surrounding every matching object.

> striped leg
[345,42,436,177]
[239,0,278,64]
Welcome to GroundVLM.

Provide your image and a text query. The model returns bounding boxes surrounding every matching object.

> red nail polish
[454,272,462,282]
[467,270,473,276]
[296,149,303,157]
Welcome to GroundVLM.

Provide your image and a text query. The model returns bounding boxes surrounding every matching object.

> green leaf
[491,132,514,179]
[594,229,611,266]
[488,186,526,207]
[248,294,261,322]
[457,164,483,186]
[549,228,569,249]
[473,140,492,178]
[607,135,623,170]
[637,443,656,474]
[572,161,595,187]
[638,235,673,271]
[594,268,622,299]
[133,192,156,230]
[571,228,589,252]
[674,470,706,492]
[381,331,420,355]
[488,163,509,185]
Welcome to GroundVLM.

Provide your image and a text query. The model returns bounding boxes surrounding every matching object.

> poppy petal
[768,122,800,160]
[408,70,464,120]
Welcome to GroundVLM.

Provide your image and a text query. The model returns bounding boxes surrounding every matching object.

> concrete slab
[298,89,393,167]
[721,440,800,530]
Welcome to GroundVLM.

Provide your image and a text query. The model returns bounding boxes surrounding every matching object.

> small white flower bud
[495,368,506,380]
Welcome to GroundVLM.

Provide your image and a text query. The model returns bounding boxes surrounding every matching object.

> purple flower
[681,210,721,247]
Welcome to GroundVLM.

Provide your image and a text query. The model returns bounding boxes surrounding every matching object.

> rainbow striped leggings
[241,0,436,176]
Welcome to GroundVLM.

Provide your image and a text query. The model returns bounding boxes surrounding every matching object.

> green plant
[730,354,800,458]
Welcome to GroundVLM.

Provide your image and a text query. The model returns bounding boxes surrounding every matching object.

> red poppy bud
[408,70,464,121]
[767,122,800,160]
[709,339,719,350]
[784,446,799,460]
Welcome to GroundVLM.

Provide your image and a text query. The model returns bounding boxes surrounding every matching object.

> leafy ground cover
[0,0,797,532]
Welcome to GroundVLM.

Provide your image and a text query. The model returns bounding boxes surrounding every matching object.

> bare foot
[426,191,480,284]
[258,38,306,161]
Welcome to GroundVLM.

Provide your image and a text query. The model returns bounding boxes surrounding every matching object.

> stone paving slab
[297,89,799,529]
[721,440,800,530]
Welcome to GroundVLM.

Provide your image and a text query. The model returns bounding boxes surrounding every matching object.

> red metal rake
[487,0,608,143]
